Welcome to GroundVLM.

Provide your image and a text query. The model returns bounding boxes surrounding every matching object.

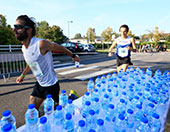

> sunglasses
[14,24,30,29]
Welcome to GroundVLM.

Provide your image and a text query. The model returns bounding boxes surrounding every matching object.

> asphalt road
[0,51,170,131]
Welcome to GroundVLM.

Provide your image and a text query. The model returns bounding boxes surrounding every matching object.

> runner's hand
[16,76,24,84]
[108,52,113,57]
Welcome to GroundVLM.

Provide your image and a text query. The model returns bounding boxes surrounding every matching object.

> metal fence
[0,45,22,52]
[0,53,26,82]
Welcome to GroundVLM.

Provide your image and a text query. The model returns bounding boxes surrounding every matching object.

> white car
[83,44,96,52]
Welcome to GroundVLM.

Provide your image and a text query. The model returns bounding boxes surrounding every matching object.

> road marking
[75,68,117,80]
[54,62,73,67]
[58,66,99,75]
[54,63,84,71]
[53,61,60,64]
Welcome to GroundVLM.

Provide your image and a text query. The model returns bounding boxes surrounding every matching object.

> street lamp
[68,21,73,39]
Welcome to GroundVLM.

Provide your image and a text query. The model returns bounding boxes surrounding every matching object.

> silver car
[83,44,96,52]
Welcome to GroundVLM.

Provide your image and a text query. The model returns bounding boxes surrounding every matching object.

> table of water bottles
[8,67,170,132]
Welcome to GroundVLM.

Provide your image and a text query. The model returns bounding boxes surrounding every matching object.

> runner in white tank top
[14,15,80,110]
[108,24,136,72]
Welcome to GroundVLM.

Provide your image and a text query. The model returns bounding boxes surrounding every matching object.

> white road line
[53,61,60,64]
[75,68,117,80]
[58,66,99,75]
[54,62,73,67]
[54,64,84,71]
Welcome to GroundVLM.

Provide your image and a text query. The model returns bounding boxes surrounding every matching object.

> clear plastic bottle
[1,123,15,132]
[76,120,87,132]
[75,61,80,68]
[44,94,54,122]
[86,110,97,129]
[91,98,100,115]
[95,76,101,86]
[38,117,51,132]
[101,94,110,111]
[136,117,149,132]
[64,99,75,116]
[82,92,90,106]
[59,90,68,108]
[25,104,39,132]
[87,78,94,94]
[91,88,99,101]
[150,113,161,132]
[96,119,106,132]
[62,113,74,132]
[1,110,16,131]
[116,99,126,114]
[125,109,134,131]
[114,114,126,132]
[105,104,115,123]
[82,101,91,119]
[53,105,64,126]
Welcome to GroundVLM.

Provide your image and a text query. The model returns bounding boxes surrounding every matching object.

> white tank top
[22,37,58,86]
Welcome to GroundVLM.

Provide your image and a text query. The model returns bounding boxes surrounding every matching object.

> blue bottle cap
[1,124,12,131]
[152,113,160,119]
[46,94,52,98]
[104,94,109,99]
[138,92,142,96]
[2,110,11,117]
[109,104,114,109]
[141,117,148,124]
[56,105,62,110]
[110,78,113,81]
[66,113,72,120]
[148,103,154,108]
[127,109,133,114]
[28,104,35,109]
[118,114,125,120]
[122,92,126,95]
[89,110,95,115]
[89,78,93,81]
[94,89,98,92]
[40,117,47,124]
[97,119,104,126]
[136,104,142,109]
[102,80,106,84]
[120,99,125,103]
[97,76,101,79]
[78,120,85,127]
[68,99,73,104]
[61,90,66,94]
[85,92,90,96]
[85,101,91,106]
[97,84,101,87]
[107,89,111,92]
[134,96,139,100]
[113,85,118,88]
[89,129,96,132]
[94,98,99,102]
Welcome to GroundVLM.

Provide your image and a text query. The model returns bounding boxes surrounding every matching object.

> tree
[127,30,135,38]
[0,14,21,45]
[36,21,68,44]
[86,27,96,43]
[101,27,114,43]
[74,33,82,39]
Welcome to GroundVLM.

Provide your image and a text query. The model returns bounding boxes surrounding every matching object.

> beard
[16,30,28,41]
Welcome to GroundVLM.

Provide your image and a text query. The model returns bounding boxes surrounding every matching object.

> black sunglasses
[14,24,30,29]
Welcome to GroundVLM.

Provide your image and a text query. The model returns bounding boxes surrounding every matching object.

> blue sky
[1,0,170,38]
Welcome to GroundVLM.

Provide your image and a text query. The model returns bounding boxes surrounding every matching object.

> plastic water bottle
[59,90,68,108]
[91,88,99,101]
[150,113,161,132]
[95,76,101,86]
[146,67,152,77]
[1,110,16,131]
[53,105,64,126]
[1,123,15,132]
[96,119,106,132]
[88,129,96,132]
[105,104,115,123]
[144,103,155,117]
[86,110,97,129]
[76,120,87,132]
[101,94,110,111]
[91,98,100,115]
[125,109,134,131]
[38,117,51,132]
[82,92,90,106]
[62,113,74,132]
[114,114,126,132]
[82,101,91,119]
[44,94,54,122]
[116,99,126,114]
[64,99,75,116]
[87,78,94,94]
[136,117,149,132]
[134,104,144,122]
[25,104,39,132]
[75,61,80,68]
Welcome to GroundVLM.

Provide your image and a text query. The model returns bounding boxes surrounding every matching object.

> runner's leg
[29,95,44,110]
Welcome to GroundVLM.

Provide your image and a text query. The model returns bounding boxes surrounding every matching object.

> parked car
[60,42,84,52]
[83,44,96,52]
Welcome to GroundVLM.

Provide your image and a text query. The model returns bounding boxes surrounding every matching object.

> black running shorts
[31,81,60,103]
[116,56,133,66]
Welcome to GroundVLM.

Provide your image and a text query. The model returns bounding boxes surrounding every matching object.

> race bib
[28,61,43,77]
[118,47,128,57]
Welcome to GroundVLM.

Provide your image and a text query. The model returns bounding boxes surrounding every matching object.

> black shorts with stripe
[116,56,133,67]
[31,81,60,103]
